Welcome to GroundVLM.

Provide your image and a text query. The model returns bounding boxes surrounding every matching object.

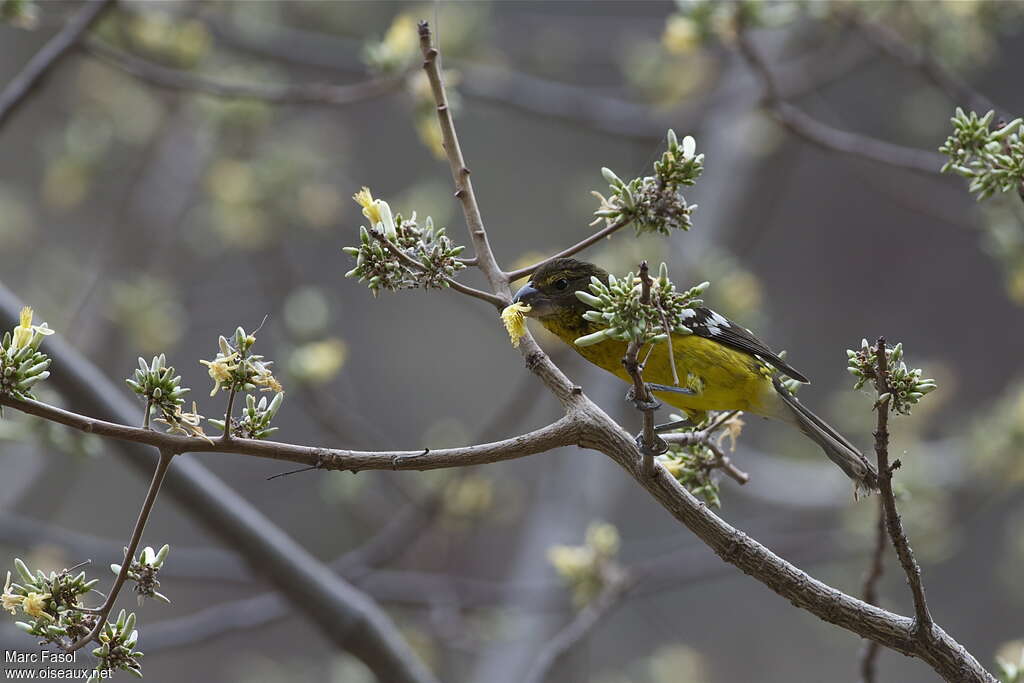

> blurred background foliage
[1,1,1024,682]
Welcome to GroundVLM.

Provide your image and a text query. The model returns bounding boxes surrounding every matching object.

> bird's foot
[633,432,669,458]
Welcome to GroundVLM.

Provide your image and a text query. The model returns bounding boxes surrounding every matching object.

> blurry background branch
[0,0,113,127]
[0,286,438,683]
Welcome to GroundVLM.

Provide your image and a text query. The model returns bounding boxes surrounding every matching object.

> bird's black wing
[681,307,810,383]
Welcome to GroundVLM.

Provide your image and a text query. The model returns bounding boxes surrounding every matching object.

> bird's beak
[512,283,539,307]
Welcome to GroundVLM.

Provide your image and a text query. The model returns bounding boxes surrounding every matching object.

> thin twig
[848,13,1002,118]
[522,571,633,683]
[734,19,945,176]
[84,38,408,107]
[860,497,887,682]
[660,411,750,485]
[221,388,236,443]
[505,217,633,282]
[70,448,174,650]
[418,22,508,296]
[0,0,114,129]
[368,230,507,308]
[621,261,664,478]
[873,337,933,637]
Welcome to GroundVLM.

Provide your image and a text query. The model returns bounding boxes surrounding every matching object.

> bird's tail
[771,376,879,495]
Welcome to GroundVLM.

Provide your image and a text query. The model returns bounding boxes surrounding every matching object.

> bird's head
[511,258,608,331]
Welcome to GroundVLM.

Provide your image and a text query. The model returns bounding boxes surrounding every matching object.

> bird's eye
[554,278,569,291]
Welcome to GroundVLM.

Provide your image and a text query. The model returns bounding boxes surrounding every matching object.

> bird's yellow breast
[541,317,777,419]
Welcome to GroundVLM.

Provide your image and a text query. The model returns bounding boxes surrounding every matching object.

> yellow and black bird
[511,258,878,491]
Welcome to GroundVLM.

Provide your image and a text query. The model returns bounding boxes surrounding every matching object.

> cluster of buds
[344,188,466,295]
[547,522,622,607]
[110,545,171,606]
[124,354,205,437]
[848,340,937,415]
[657,411,745,507]
[573,262,708,347]
[361,13,417,75]
[940,108,1024,201]
[592,130,704,235]
[659,439,723,508]
[90,609,143,681]
[4,559,97,645]
[0,307,53,401]
[202,326,284,435]
[224,392,284,440]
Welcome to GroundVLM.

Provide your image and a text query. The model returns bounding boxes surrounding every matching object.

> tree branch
[661,411,751,485]
[872,337,933,635]
[409,24,993,682]
[82,38,408,107]
[0,286,438,683]
[859,498,887,683]
[734,21,946,176]
[0,0,114,129]
[418,21,508,297]
[505,217,633,282]
[580,416,994,682]
[621,261,665,478]
[848,13,1003,118]
[69,448,174,651]
[522,571,633,683]
[0,393,579,472]
[368,230,508,308]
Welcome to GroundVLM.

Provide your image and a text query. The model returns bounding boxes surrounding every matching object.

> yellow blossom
[353,186,382,226]
[586,522,620,559]
[22,591,53,621]
[714,413,745,452]
[663,15,699,55]
[2,572,23,616]
[200,353,238,396]
[252,363,284,393]
[11,307,53,351]
[500,302,532,348]
[382,14,418,57]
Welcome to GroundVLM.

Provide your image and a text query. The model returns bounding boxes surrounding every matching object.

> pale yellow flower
[663,15,699,55]
[500,302,532,348]
[11,307,53,351]
[200,352,238,396]
[353,186,382,226]
[252,362,284,393]
[382,14,418,57]
[22,591,53,621]
[2,572,23,616]
[586,522,620,559]
[547,545,594,583]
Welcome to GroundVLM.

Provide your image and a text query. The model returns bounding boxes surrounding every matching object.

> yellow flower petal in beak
[501,302,532,348]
